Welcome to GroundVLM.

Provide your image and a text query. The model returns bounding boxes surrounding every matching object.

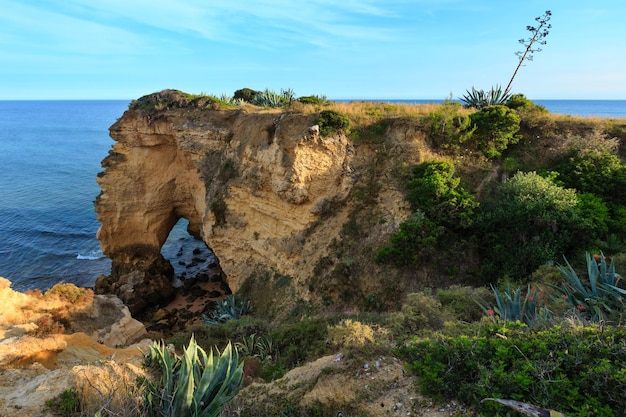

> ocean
[0,100,208,291]
[1,99,625,291]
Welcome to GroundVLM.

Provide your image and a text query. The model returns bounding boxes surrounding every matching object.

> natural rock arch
[95,111,209,315]
[94,90,358,316]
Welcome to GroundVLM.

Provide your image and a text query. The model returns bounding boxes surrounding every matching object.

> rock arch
[95,112,208,315]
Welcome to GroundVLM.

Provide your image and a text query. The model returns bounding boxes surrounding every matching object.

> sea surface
[0,100,207,291]
[1,99,625,291]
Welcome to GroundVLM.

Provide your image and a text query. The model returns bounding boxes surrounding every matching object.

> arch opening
[161,218,230,296]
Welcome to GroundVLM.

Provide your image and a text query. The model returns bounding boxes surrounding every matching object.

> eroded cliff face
[95,91,375,315]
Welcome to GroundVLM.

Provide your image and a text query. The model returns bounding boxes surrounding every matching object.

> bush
[270,319,330,369]
[318,110,351,136]
[375,160,476,267]
[425,101,474,150]
[405,160,477,230]
[477,171,592,282]
[436,285,493,322]
[233,88,260,103]
[45,388,80,416]
[387,291,452,337]
[505,93,547,113]
[373,210,442,266]
[555,148,626,207]
[400,323,626,416]
[328,319,375,348]
[468,105,521,158]
[298,95,329,106]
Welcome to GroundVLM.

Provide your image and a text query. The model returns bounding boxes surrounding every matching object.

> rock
[0,278,150,417]
[95,95,356,310]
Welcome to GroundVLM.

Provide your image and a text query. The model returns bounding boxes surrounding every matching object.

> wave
[76,250,104,260]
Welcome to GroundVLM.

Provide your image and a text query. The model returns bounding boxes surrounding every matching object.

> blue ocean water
[0,100,207,291]
[1,100,625,291]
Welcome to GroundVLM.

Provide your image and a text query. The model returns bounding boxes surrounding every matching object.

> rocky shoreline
[0,272,229,416]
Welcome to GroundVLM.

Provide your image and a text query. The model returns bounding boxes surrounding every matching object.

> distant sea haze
[0,99,625,292]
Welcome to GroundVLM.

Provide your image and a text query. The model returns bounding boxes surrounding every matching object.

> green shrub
[144,336,243,417]
[318,110,351,136]
[373,210,442,266]
[384,291,457,341]
[477,171,592,283]
[555,148,626,207]
[270,319,330,369]
[298,95,329,105]
[45,388,80,416]
[405,160,477,230]
[233,88,260,103]
[400,323,626,416]
[468,105,521,158]
[505,93,548,113]
[436,285,493,322]
[375,160,477,267]
[425,101,474,150]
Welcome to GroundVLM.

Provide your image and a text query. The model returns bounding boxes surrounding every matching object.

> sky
[1,0,625,100]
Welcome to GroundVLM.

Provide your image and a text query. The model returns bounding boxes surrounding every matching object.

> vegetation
[461,10,552,108]
[318,109,351,136]
[21,91,626,416]
[401,322,626,417]
[477,171,593,282]
[375,159,476,266]
[202,295,253,325]
[551,252,626,322]
[144,336,243,417]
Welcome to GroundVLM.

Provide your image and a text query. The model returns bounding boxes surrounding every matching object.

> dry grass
[0,279,94,336]
[73,361,148,417]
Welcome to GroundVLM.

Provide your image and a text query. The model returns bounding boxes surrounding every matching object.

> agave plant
[552,252,626,321]
[235,334,274,362]
[202,294,253,325]
[251,88,295,107]
[477,283,550,325]
[460,85,511,109]
[144,336,243,417]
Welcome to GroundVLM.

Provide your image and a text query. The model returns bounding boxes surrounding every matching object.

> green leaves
[460,85,511,109]
[145,336,244,417]
[318,110,351,136]
[401,324,626,416]
[202,295,253,326]
[552,252,625,321]
[477,283,550,326]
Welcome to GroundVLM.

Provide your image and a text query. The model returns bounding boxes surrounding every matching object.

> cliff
[95,90,422,316]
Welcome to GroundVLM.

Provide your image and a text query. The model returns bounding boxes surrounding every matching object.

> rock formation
[95,90,363,314]
[0,277,150,416]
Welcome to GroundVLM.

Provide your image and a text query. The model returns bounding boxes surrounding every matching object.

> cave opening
[161,218,225,289]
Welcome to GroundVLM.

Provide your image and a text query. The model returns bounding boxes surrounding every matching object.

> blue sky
[2,1,625,100]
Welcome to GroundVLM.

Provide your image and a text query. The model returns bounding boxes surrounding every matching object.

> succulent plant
[144,335,243,417]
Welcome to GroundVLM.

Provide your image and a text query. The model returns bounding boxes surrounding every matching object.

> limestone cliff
[95,90,423,316]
